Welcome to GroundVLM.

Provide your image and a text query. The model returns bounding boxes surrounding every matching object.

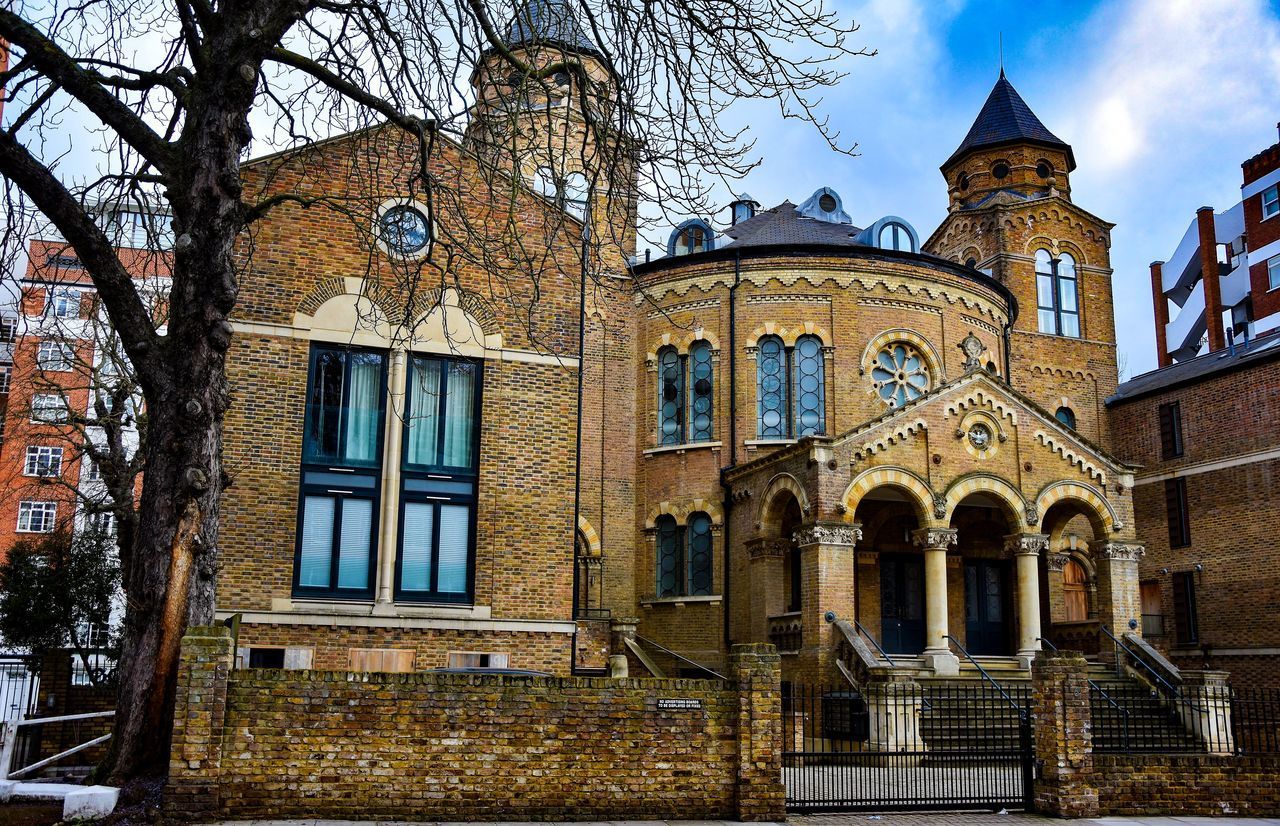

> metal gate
[782,682,1034,812]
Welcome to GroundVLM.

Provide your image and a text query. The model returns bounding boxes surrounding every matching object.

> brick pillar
[1150,261,1171,367]
[1031,650,1098,817]
[730,643,785,822]
[1090,541,1144,636]
[163,625,233,819]
[745,537,788,644]
[1196,206,1226,353]
[795,522,860,682]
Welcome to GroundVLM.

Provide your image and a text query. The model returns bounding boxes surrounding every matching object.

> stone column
[865,673,925,754]
[795,522,861,682]
[375,349,408,608]
[745,537,790,644]
[912,527,959,676]
[163,626,234,820]
[1179,670,1235,755]
[1007,533,1050,666]
[1031,650,1098,818]
[730,643,786,822]
[1090,541,1145,635]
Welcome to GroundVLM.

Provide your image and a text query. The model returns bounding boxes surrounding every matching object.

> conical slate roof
[943,71,1075,171]
[505,0,601,57]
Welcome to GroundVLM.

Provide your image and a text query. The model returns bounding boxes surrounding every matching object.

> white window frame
[86,510,116,536]
[0,365,10,394]
[50,287,81,319]
[31,394,70,423]
[36,340,74,372]
[1269,255,1280,292]
[23,445,64,477]
[17,500,58,533]
[1263,185,1280,221]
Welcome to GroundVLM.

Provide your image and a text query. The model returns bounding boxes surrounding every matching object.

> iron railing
[631,634,725,680]
[943,634,1027,721]
[853,619,897,667]
[1229,687,1280,755]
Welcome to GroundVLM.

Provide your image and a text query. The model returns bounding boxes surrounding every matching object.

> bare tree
[0,0,870,783]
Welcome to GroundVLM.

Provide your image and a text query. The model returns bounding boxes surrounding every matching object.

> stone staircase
[1088,679,1203,752]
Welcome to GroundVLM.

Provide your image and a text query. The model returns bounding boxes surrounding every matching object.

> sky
[690,0,1280,378]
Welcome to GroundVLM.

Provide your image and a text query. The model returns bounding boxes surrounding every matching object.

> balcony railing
[768,612,802,653]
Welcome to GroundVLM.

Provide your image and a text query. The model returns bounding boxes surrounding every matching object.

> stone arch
[577,515,601,558]
[677,328,722,353]
[405,287,499,338]
[407,287,503,356]
[645,498,725,530]
[943,473,1029,531]
[745,322,831,350]
[860,327,944,384]
[1036,481,1118,538]
[646,329,722,362]
[757,473,810,535]
[294,278,396,347]
[842,466,935,527]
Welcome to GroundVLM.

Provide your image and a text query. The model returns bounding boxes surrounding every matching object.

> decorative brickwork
[165,628,785,821]
[1031,650,1098,817]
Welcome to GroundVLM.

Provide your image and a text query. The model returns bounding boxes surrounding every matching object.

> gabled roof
[943,71,1075,172]
[719,201,865,249]
[505,0,601,58]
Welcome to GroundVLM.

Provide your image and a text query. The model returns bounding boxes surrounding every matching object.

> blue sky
[694,0,1280,378]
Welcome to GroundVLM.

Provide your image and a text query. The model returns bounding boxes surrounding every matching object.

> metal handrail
[0,710,115,781]
[1039,637,1131,748]
[1099,625,1180,698]
[633,633,726,680]
[853,618,897,667]
[943,634,1026,720]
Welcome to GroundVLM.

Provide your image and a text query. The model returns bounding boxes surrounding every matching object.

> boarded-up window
[1062,559,1088,622]
[1171,572,1199,645]
[446,652,510,669]
[235,646,313,670]
[1164,478,1191,548]
[1159,402,1184,460]
[1140,581,1164,637]
[348,648,415,673]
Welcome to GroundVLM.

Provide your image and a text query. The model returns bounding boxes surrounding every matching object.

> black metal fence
[782,682,1033,812]
[1090,683,1280,755]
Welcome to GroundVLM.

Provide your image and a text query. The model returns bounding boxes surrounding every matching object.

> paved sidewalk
[197,815,1280,826]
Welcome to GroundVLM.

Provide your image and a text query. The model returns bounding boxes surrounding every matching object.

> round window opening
[818,193,837,213]
[871,343,931,408]
[379,205,430,256]
[1036,161,1052,179]
[992,162,1010,180]
[958,173,969,191]
[967,423,993,450]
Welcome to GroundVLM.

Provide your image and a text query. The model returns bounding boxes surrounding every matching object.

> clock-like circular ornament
[379,205,430,256]
[967,423,993,450]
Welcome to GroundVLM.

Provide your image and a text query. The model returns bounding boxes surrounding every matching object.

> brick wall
[166,627,783,822]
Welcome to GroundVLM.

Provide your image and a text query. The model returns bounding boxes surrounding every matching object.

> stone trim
[911,527,958,550]
[1004,532,1050,557]
[216,609,576,635]
[792,521,861,547]
[1088,540,1145,562]
[745,537,790,559]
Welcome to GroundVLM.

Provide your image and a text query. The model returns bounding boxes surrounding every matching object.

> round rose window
[871,343,930,408]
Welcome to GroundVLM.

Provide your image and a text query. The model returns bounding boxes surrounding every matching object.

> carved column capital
[793,521,862,548]
[1088,540,1145,562]
[1046,552,1072,573]
[911,527,958,551]
[1003,532,1050,558]
[745,537,790,559]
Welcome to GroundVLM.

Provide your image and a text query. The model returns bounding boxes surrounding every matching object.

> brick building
[217,4,1148,687]
[1108,129,1280,688]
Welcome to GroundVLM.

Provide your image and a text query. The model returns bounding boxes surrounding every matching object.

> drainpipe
[571,221,590,666]
[720,251,742,652]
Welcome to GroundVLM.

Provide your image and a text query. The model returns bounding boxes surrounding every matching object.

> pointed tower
[924,73,1119,447]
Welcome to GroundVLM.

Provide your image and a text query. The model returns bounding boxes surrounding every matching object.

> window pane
[687,513,713,596]
[1038,309,1057,334]
[337,498,372,589]
[688,342,713,442]
[406,358,441,466]
[793,335,825,437]
[1264,186,1279,218]
[344,354,382,464]
[656,516,680,597]
[299,496,334,588]
[1037,274,1055,309]
[436,505,470,593]
[442,362,477,467]
[400,502,434,592]
[658,347,683,445]
[756,337,786,438]
[305,351,346,462]
[1034,249,1053,273]
[1269,256,1280,291]
[1060,312,1080,338]
[1058,276,1078,312]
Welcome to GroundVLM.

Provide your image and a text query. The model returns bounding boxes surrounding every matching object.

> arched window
[1063,559,1088,622]
[655,341,715,446]
[657,346,683,446]
[1055,406,1077,429]
[870,342,931,408]
[655,512,714,598]
[756,334,826,438]
[878,222,916,253]
[669,220,715,256]
[562,172,589,220]
[688,341,714,442]
[1036,249,1081,338]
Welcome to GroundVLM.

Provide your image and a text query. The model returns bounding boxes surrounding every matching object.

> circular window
[958,173,969,191]
[992,162,1010,180]
[870,343,931,408]
[552,71,571,88]
[1036,161,1052,179]
[818,193,837,213]
[967,423,993,450]
[379,205,430,256]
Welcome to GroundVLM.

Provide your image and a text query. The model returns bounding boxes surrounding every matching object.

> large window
[50,288,80,319]
[1164,477,1191,549]
[1158,401,1184,460]
[1263,184,1279,220]
[294,346,386,599]
[656,341,714,446]
[757,335,825,439]
[24,445,63,477]
[17,501,57,533]
[31,394,69,423]
[1035,249,1081,338]
[655,512,713,598]
[1171,571,1199,645]
[397,355,481,603]
[1268,255,1280,291]
[37,341,74,372]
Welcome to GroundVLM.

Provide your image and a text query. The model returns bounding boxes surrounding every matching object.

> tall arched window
[756,334,826,439]
[655,512,713,598]
[1036,249,1081,338]
[657,346,684,446]
[1063,559,1088,622]
[878,222,915,252]
[655,342,715,446]
[1055,406,1077,429]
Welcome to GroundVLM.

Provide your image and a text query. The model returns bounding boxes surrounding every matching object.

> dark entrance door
[965,559,1011,655]
[880,554,925,655]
